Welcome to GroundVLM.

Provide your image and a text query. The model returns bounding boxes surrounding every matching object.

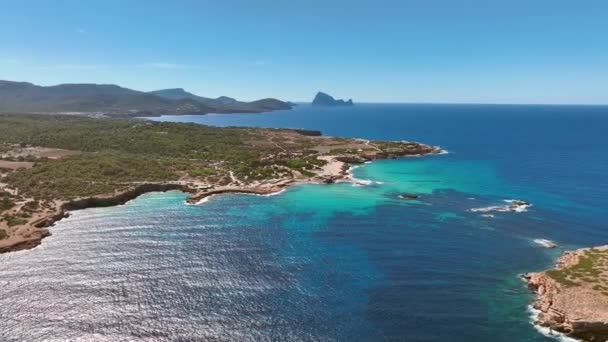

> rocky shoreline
[0,183,194,254]
[523,246,608,341]
[0,145,442,254]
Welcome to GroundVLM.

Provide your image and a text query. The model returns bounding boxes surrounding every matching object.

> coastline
[523,246,608,341]
[0,183,194,254]
[0,148,442,254]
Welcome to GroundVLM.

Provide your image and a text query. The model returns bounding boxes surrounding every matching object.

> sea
[1,104,607,341]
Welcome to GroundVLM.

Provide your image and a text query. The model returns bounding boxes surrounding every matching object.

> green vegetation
[546,248,608,292]
[0,114,256,161]
[330,148,358,154]
[374,141,422,150]
[0,114,336,198]
[0,196,15,212]
[280,156,326,170]
[374,141,406,149]
[0,113,437,251]
[0,113,431,204]
[190,167,216,178]
[2,214,28,227]
[6,152,177,199]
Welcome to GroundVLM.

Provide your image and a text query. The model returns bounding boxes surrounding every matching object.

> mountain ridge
[0,80,292,116]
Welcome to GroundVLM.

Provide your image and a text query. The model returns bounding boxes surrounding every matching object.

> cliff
[523,246,608,341]
[311,92,354,106]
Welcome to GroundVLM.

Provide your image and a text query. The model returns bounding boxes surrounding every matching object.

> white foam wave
[349,178,385,186]
[189,195,214,205]
[346,163,385,186]
[527,306,577,341]
[533,238,557,248]
[504,199,532,212]
[470,199,531,213]
[187,188,287,205]
[353,178,373,186]
[253,189,286,197]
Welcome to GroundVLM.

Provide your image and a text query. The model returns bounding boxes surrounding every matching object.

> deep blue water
[1,104,607,341]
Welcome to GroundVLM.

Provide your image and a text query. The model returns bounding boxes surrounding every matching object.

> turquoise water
[1,104,607,341]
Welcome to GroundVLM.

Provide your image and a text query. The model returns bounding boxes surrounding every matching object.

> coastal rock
[185,184,292,204]
[470,199,531,213]
[335,155,369,164]
[399,193,419,199]
[311,92,354,106]
[0,229,50,254]
[524,245,608,341]
[63,183,193,211]
[322,176,338,184]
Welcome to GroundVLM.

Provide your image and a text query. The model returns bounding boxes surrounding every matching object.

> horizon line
[290,101,608,107]
[2,79,607,107]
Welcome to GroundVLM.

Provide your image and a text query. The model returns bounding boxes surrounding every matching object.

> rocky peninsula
[0,113,441,254]
[523,246,608,341]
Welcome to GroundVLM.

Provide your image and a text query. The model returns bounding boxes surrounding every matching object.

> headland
[0,113,441,253]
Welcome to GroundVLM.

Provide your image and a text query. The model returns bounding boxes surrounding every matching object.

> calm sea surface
[1,104,607,341]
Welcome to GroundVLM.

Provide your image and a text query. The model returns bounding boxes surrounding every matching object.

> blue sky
[1,0,607,103]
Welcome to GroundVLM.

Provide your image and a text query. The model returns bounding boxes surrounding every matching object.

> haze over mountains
[0,80,292,116]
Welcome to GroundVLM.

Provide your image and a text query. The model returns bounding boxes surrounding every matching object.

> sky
[1,0,607,104]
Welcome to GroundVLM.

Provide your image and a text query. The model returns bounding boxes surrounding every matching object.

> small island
[0,114,440,253]
[312,92,354,106]
[523,246,608,341]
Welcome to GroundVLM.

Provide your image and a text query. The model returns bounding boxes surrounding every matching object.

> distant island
[312,92,354,106]
[524,246,608,341]
[0,113,440,253]
[0,80,292,117]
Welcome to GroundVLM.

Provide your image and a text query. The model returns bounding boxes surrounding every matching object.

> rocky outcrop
[335,155,370,164]
[470,199,531,213]
[63,183,193,211]
[185,183,292,204]
[523,246,608,341]
[311,92,354,106]
[0,229,50,254]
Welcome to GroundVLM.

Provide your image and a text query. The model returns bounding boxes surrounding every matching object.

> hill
[149,88,291,113]
[0,80,291,116]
